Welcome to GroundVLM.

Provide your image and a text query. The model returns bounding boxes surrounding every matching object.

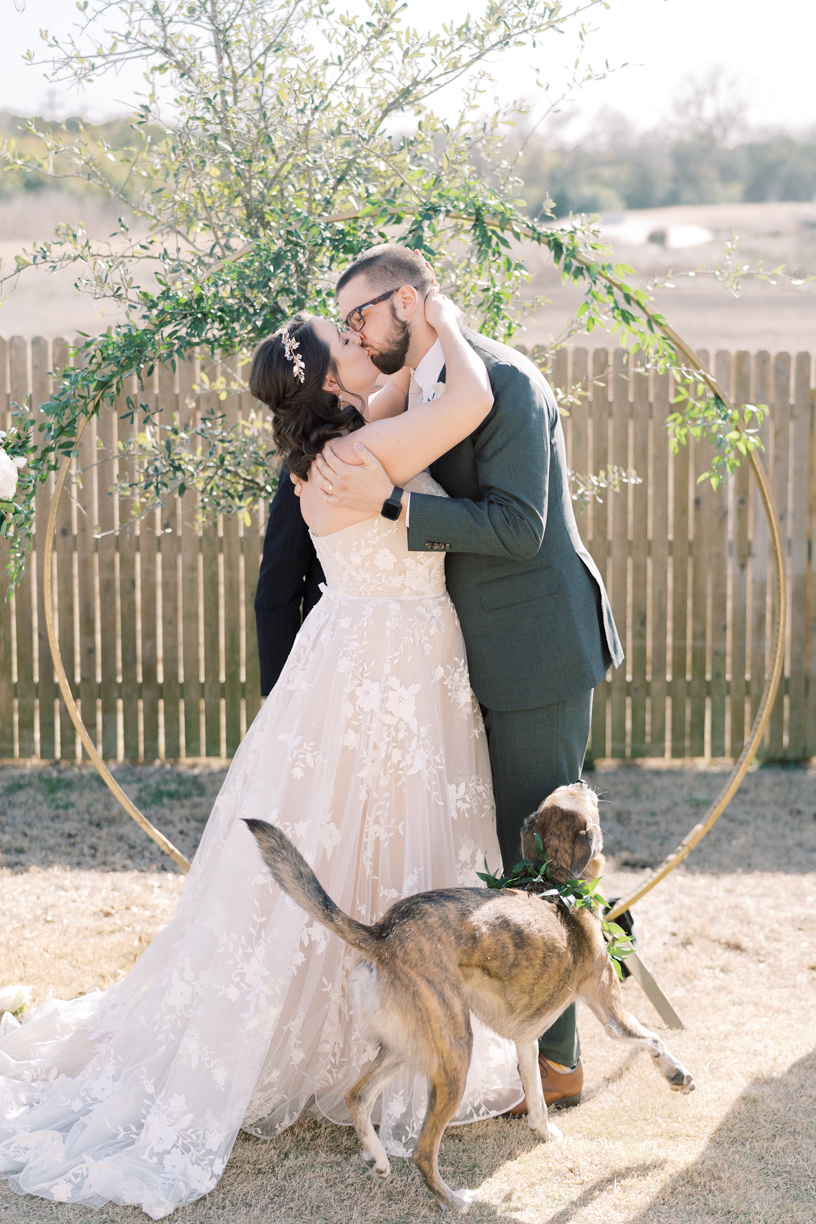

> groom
[255,244,622,1109]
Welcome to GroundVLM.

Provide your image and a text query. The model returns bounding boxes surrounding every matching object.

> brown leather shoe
[502,1057,583,1117]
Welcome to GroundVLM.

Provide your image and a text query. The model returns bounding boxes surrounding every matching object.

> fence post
[789,353,811,759]
[750,352,772,754]
[768,353,792,757]
[649,365,670,758]
[729,351,751,759]
[158,360,181,761]
[10,337,35,759]
[0,338,12,759]
[589,349,609,759]
[97,391,119,761]
[630,352,649,757]
[709,351,730,758]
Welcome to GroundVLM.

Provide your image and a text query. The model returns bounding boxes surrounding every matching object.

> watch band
[380,486,404,521]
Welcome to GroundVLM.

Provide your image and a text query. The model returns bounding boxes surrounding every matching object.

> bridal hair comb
[280,328,306,384]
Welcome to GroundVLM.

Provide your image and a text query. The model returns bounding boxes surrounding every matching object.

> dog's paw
[532,1121,562,1142]
[363,1152,391,1179]
[669,1069,695,1095]
[450,1187,478,1211]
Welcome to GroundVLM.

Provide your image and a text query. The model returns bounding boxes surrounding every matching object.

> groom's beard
[368,309,411,375]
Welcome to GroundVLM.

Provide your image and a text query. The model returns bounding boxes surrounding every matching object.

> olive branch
[477,833,635,979]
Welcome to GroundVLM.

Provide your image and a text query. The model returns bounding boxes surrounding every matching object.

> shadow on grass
[580,1048,640,1105]
[543,1162,667,1224]
[627,1047,816,1224]
[192,1115,667,1224]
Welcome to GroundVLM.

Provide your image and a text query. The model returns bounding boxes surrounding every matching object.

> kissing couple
[0,244,621,1218]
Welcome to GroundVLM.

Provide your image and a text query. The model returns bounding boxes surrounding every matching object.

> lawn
[1,760,815,1223]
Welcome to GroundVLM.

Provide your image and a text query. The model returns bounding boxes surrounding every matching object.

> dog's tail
[244,819,381,958]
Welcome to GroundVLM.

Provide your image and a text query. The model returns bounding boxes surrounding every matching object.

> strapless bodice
[310,470,448,599]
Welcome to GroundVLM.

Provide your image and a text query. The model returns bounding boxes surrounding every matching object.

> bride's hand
[423,284,462,332]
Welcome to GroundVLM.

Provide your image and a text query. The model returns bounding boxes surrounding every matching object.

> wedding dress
[0,472,522,1219]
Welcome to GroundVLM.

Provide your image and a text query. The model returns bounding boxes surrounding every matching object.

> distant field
[523,200,816,355]
[1,194,815,352]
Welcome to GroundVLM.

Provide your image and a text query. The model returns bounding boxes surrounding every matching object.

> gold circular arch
[42,245,786,902]
[42,418,192,874]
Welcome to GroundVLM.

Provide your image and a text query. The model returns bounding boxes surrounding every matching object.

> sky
[2,0,816,133]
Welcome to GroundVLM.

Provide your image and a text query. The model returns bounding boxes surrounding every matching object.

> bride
[0,289,523,1219]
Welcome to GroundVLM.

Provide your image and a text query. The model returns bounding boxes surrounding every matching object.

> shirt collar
[412,337,444,394]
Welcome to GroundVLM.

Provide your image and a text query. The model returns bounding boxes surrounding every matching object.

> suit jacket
[255,467,324,696]
[406,328,622,711]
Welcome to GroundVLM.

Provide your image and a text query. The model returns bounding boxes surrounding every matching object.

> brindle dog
[246,783,694,1211]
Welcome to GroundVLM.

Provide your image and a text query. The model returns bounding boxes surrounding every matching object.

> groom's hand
[313,442,396,515]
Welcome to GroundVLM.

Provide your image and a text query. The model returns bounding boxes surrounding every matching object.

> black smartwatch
[380,486,404,521]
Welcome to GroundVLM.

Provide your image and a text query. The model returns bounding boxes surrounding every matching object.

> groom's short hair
[336,244,434,298]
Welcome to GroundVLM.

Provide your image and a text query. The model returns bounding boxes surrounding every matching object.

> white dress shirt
[411,337,445,403]
[404,338,445,524]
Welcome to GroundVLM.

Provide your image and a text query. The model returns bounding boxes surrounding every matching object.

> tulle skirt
[0,586,522,1218]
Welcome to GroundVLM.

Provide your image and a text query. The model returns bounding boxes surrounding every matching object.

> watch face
[381,499,401,521]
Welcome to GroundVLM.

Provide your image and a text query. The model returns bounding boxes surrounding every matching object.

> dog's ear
[570,822,603,878]
[520,804,553,864]
[521,804,576,879]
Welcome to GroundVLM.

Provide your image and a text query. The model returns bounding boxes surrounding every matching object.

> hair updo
[249,313,365,480]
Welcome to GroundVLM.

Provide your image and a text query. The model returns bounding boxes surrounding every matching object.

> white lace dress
[0,472,522,1220]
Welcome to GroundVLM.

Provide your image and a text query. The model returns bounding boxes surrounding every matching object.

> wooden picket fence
[0,336,814,763]
[0,338,265,763]
[547,345,814,762]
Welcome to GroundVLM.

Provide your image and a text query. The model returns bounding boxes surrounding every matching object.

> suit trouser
[483,689,593,1068]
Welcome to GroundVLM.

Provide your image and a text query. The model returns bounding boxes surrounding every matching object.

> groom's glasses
[343,287,399,332]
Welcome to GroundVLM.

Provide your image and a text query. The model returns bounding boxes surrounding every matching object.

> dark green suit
[407,329,623,1065]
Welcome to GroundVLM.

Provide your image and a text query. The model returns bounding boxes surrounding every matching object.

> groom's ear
[393,284,420,320]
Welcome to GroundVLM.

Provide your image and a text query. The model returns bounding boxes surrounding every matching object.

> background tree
[0,0,762,587]
[517,69,816,220]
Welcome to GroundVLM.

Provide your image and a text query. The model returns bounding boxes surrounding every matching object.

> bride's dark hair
[249,313,365,479]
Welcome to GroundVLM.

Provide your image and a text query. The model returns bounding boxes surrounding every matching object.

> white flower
[425,381,447,401]
[384,679,420,729]
[321,821,341,859]
[162,1149,187,1176]
[50,1178,73,1202]
[374,548,397,570]
[354,679,381,712]
[0,449,19,500]
[0,984,32,1014]
[301,922,329,953]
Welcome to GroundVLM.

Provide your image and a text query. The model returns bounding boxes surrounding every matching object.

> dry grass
[1,760,815,1223]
